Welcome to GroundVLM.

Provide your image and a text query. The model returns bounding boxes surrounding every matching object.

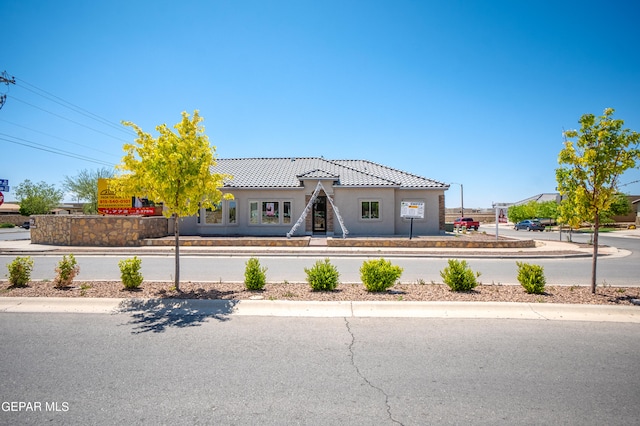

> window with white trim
[361,200,380,219]
[201,200,237,225]
[249,200,292,225]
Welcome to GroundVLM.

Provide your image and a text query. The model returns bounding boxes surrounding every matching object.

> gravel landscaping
[2,280,639,306]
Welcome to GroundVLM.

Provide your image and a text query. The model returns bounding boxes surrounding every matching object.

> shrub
[304,258,340,291]
[0,223,15,228]
[7,256,34,287]
[516,261,546,294]
[360,258,403,292]
[54,254,80,288]
[440,259,480,291]
[119,256,144,289]
[244,257,267,290]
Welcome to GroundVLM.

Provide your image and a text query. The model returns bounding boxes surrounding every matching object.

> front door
[312,196,326,234]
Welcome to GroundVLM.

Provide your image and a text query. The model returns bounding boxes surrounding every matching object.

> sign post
[493,203,510,241]
[401,202,425,240]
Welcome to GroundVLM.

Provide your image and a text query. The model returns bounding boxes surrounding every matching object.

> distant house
[179,158,449,237]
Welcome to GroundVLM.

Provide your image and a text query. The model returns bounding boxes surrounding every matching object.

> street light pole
[451,182,464,217]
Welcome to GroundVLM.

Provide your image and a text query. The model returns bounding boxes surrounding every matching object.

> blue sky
[2,0,640,208]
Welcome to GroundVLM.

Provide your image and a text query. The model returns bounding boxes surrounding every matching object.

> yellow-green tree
[115,110,230,291]
[556,108,640,293]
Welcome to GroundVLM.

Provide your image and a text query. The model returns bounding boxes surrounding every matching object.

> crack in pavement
[344,317,404,426]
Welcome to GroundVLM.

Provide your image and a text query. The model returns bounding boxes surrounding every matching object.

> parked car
[514,219,545,231]
[20,221,30,230]
[453,217,480,230]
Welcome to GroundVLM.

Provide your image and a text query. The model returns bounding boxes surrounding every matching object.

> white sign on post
[401,202,425,219]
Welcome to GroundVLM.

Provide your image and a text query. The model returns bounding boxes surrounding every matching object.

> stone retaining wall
[31,215,169,246]
[0,214,30,226]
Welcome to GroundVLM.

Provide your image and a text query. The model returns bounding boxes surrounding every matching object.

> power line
[8,95,131,143]
[15,77,136,137]
[0,118,121,160]
[0,133,115,167]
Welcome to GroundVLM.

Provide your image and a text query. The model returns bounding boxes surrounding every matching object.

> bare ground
[2,280,639,306]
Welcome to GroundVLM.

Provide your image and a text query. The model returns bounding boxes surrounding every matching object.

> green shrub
[244,257,267,290]
[0,223,15,228]
[7,256,34,287]
[119,256,144,289]
[360,258,403,292]
[440,259,480,291]
[304,258,340,291]
[54,254,80,288]
[516,261,546,294]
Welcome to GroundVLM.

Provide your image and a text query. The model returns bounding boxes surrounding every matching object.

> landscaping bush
[516,261,546,294]
[244,257,267,290]
[304,258,340,291]
[360,258,403,292]
[54,254,80,288]
[440,259,480,291]
[0,223,15,228]
[6,256,34,287]
[119,256,144,289]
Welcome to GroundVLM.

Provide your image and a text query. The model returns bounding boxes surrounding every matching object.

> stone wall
[0,214,30,226]
[30,215,169,246]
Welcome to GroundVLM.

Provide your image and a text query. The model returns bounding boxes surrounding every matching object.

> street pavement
[0,228,638,322]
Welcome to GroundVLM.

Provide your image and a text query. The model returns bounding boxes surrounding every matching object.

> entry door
[312,196,327,233]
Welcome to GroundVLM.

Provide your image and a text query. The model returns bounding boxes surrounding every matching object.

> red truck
[453,217,479,230]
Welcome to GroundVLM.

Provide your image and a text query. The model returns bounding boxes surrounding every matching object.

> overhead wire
[15,77,136,137]
[0,133,115,167]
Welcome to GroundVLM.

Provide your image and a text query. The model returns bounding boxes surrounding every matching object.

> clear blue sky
[2,0,640,208]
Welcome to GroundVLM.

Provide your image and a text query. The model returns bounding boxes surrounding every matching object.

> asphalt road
[0,226,638,286]
[1,313,638,425]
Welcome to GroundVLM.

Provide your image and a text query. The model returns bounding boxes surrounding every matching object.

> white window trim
[200,199,238,226]
[360,199,382,221]
[249,199,293,226]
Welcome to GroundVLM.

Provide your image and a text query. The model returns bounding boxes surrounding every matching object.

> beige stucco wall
[30,215,169,246]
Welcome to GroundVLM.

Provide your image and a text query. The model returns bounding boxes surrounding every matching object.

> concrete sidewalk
[0,297,638,323]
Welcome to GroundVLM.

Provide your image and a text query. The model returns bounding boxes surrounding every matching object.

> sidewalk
[0,237,627,258]
[0,297,638,323]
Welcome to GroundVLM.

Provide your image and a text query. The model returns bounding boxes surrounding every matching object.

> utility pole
[0,71,16,111]
[451,182,464,217]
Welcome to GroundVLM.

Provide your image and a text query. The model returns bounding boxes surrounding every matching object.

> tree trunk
[590,216,599,294]
[174,213,180,292]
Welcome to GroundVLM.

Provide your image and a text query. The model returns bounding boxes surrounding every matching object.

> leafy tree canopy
[14,179,64,216]
[114,110,231,290]
[115,110,230,218]
[555,108,640,293]
[62,167,114,214]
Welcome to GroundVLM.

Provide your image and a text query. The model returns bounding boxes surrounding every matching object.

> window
[205,202,223,224]
[249,200,293,225]
[201,200,237,225]
[361,200,380,219]
[228,201,237,224]
[262,202,279,224]
[283,201,291,224]
[250,202,259,224]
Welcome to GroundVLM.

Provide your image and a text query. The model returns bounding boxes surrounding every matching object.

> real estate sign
[97,178,157,215]
[400,201,425,219]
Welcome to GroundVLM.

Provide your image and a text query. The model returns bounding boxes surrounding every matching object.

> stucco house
[180,157,449,237]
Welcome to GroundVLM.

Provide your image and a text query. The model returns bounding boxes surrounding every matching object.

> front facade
[181,158,449,237]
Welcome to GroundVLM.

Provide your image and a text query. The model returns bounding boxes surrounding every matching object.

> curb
[0,297,637,323]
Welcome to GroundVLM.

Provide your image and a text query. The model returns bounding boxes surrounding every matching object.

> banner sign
[97,178,160,216]
[400,201,425,219]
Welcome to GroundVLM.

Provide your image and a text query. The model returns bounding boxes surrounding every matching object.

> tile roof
[211,157,448,189]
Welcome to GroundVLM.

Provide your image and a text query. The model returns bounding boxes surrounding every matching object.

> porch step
[308,237,328,247]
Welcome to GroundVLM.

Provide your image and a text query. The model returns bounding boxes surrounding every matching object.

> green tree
[556,108,640,293]
[14,180,63,216]
[114,110,230,291]
[62,167,114,214]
